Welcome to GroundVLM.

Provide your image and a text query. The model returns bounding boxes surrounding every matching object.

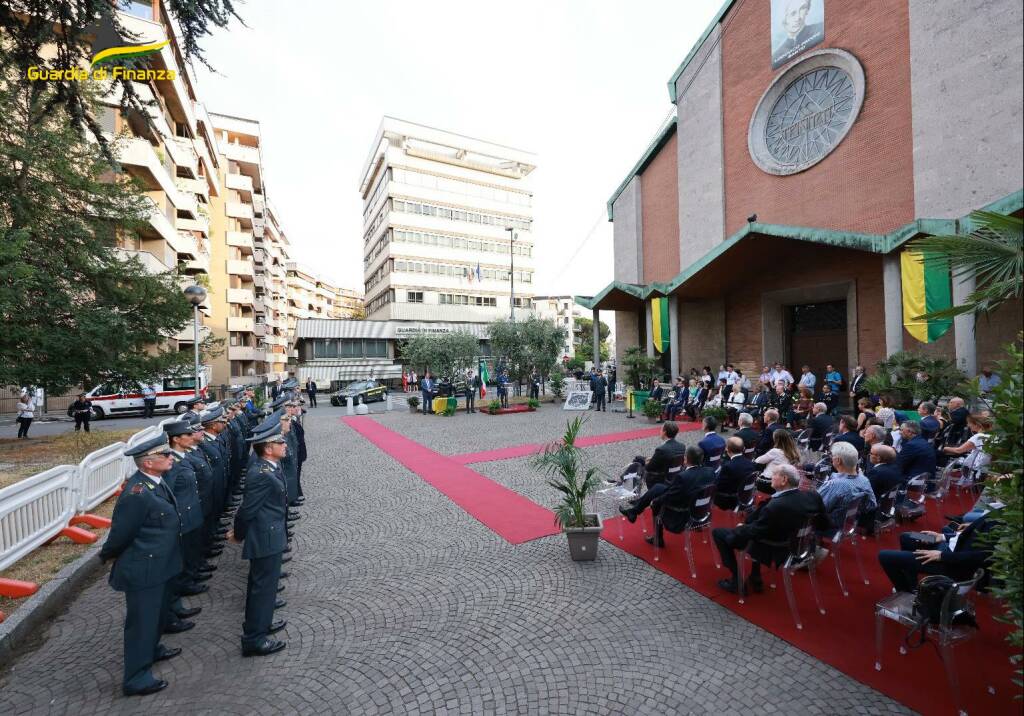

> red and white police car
[84,374,208,419]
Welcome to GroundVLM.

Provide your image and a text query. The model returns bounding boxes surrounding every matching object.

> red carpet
[450,422,701,465]
[342,417,561,544]
[603,490,1021,716]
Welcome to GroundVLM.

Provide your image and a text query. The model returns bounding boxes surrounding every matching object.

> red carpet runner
[342,416,561,544]
[450,422,701,464]
[602,491,1021,716]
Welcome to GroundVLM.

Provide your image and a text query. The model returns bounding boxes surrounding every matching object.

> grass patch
[0,429,137,490]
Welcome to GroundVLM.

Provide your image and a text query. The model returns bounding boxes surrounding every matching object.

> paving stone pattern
[0,409,910,714]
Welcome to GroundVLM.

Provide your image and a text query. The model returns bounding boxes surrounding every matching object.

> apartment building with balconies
[532,295,584,359]
[358,117,537,326]
[332,288,365,319]
[285,263,361,362]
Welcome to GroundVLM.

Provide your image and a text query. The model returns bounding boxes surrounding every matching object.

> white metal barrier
[76,442,130,514]
[0,465,78,571]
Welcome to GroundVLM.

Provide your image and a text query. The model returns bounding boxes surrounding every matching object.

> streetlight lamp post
[183,285,207,398]
[505,226,517,321]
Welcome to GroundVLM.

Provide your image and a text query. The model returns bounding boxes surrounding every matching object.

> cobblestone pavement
[0,410,910,715]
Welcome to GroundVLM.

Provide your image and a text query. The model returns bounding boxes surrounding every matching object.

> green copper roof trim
[582,188,1023,309]
[605,117,678,221]
[666,0,739,103]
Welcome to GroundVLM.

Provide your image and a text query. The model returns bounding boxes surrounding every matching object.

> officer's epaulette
[259,462,273,473]
[130,483,145,494]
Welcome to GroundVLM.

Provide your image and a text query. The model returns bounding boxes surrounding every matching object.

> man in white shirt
[771,363,794,389]
[798,366,816,392]
[725,364,740,387]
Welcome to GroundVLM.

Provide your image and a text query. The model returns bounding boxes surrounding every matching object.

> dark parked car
[330,380,388,406]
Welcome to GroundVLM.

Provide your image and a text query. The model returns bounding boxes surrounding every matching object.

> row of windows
[363,200,389,243]
[362,168,391,222]
[394,229,532,256]
[391,167,532,207]
[365,260,390,293]
[394,258,532,284]
[439,293,498,307]
[308,338,388,359]
[366,288,394,314]
[391,199,531,231]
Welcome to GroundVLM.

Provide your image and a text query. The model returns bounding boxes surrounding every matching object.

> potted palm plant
[532,416,603,561]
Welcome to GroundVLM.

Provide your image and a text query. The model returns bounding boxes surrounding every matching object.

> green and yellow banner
[901,250,952,344]
[650,297,669,354]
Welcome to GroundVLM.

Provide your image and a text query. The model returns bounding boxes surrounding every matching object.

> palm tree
[908,211,1023,320]
[532,416,602,529]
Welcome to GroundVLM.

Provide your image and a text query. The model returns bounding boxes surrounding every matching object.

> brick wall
[640,132,680,283]
[721,0,916,237]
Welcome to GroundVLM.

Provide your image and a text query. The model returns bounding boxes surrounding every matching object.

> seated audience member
[807,402,834,451]
[642,421,686,487]
[770,384,793,425]
[747,383,771,420]
[665,383,687,421]
[817,442,877,529]
[942,414,993,478]
[756,409,783,456]
[755,428,802,493]
[684,380,708,421]
[877,512,1000,593]
[831,414,865,454]
[876,395,897,430]
[860,425,887,473]
[698,417,726,466]
[855,398,876,430]
[946,397,969,445]
[792,385,814,426]
[619,445,715,547]
[713,464,827,594]
[649,379,664,402]
[734,413,760,453]
[820,383,839,415]
[895,420,937,479]
[866,444,904,499]
[716,377,730,403]
[725,383,746,427]
[918,401,940,440]
[715,437,758,510]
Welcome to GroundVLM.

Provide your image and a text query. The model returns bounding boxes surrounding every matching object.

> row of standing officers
[99,381,309,696]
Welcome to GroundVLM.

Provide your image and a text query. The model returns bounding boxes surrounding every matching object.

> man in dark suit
[946,397,969,445]
[831,414,865,454]
[229,421,289,657]
[807,402,834,451]
[756,409,782,456]
[619,445,714,547]
[304,379,318,408]
[712,463,827,594]
[99,435,183,696]
[748,384,771,421]
[878,512,1000,593]
[866,445,904,498]
[638,421,687,486]
[895,421,937,478]
[849,365,868,411]
[715,437,758,510]
[735,413,760,452]
[649,379,664,402]
[420,372,435,414]
[698,416,726,466]
[918,401,940,440]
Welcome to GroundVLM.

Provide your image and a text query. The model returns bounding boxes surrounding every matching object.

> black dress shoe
[282,546,292,554]
[194,573,212,582]
[174,606,202,619]
[274,599,287,609]
[198,563,217,573]
[206,548,224,557]
[279,571,289,579]
[179,583,208,597]
[212,535,227,543]
[286,530,294,539]
[277,583,285,593]
[287,512,301,520]
[618,504,637,524]
[124,679,168,696]
[242,638,286,657]
[268,619,287,634]
[216,527,229,536]
[643,536,665,548]
[154,645,182,662]
[295,497,306,505]
[163,619,195,634]
[281,555,292,563]
[717,578,739,594]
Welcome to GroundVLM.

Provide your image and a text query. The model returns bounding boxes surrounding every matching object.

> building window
[407,291,424,303]
[119,1,154,20]
[391,199,530,231]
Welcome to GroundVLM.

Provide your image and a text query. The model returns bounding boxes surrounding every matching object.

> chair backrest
[795,428,812,447]
[708,453,722,465]
[904,473,931,503]
[822,432,834,450]
[835,494,865,539]
[785,518,818,565]
[667,454,684,474]
[743,445,756,456]
[687,483,716,529]
[876,486,899,521]
[736,470,758,511]
[939,569,984,631]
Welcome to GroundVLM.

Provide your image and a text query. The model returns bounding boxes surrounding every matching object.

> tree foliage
[0,0,242,150]
[399,331,478,380]
[573,316,611,362]
[861,351,973,408]
[0,77,194,392]
[621,346,660,389]
[531,416,602,529]
[488,317,566,383]
[908,212,1022,321]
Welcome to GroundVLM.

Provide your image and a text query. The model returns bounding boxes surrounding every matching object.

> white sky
[195,0,722,300]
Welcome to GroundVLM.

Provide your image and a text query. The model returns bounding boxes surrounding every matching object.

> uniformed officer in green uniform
[99,435,183,696]
[228,420,288,656]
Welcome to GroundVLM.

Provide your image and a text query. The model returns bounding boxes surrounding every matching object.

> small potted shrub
[532,416,603,561]
[702,405,728,430]
[407,395,420,413]
[527,398,540,411]
[487,399,502,415]
[642,398,663,423]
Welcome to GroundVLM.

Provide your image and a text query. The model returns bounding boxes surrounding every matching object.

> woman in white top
[725,383,746,427]
[16,392,36,439]
[876,395,896,430]
[943,414,993,478]
[754,429,802,492]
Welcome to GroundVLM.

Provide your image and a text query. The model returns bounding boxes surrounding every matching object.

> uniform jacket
[292,420,308,463]
[100,471,182,592]
[198,435,227,497]
[281,430,299,502]
[185,448,215,516]
[164,453,203,533]
[233,458,288,560]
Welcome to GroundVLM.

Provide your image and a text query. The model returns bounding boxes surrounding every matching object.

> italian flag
[479,361,489,397]
[901,250,953,344]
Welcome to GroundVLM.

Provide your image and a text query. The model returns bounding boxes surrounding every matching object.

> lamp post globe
[183,285,207,398]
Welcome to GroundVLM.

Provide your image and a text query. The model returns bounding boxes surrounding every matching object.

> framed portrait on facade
[771,0,825,69]
[563,391,593,411]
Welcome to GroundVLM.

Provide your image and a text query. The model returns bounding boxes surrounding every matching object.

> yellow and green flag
[901,250,952,344]
[650,297,669,353]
